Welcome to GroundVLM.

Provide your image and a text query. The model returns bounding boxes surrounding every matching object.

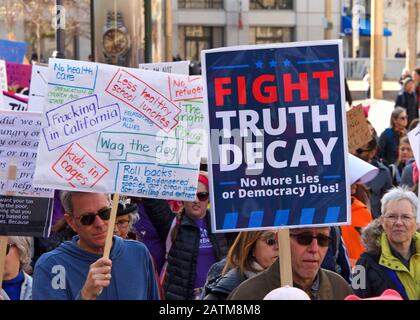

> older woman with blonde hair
[354,187,420,299]
[0,236,33,300]
[203,230,278,300]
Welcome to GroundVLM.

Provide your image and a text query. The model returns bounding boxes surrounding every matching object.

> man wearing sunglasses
[229,227,353,300]
[32,191,160,300]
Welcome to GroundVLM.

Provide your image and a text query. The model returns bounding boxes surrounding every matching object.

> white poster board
[33,59,207,200]
[139,60,190,75]
[407,126,420,223]
[27,64,48,112]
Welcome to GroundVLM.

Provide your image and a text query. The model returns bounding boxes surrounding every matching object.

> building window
[178,0,223,9]
[249,26,294,44]
[179,26,224,62]
[250,0,293,10]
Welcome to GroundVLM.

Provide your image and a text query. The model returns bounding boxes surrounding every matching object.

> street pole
[324,0,332,40]
[370,0,383,99]
[144,0,152,63]
[352,0,362,58]
[55,0,65,58]
[165,0,173,61]
[406,0,417,71]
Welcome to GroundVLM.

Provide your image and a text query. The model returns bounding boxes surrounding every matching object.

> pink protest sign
[6,62,32,89]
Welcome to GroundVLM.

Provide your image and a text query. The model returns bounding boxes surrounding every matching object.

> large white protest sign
[33,59,206,200]
[139,60,190,75]
[0,110,53,237]
[28,64,48,112]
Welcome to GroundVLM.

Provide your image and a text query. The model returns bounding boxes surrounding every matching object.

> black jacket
[142,198,233,300]
[354,251,408,299]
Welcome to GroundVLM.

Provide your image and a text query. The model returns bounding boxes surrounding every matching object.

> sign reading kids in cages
[202,40,350,232]
[33,59,207,200]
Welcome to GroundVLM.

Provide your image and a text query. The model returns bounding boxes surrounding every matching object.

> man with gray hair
[32,191,160,300]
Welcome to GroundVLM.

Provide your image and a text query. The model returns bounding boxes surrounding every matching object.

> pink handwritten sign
[6,62,32,88]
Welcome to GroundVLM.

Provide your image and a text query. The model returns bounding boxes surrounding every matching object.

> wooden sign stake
[103,193,120,259]
[278,228,293,287]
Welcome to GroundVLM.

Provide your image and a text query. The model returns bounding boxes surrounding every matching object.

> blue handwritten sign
[202,40,350,232]
[42,94,121,151]
[0,39,27,63]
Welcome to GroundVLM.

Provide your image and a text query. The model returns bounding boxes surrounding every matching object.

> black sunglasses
[196,192,209,202]
[290,232,332,247]
[75,207,112,226]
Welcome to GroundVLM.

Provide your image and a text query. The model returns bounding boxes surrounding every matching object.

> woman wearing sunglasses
[354,187,420,300]
[0,236,33,300]
[142,172,235,300]
[203,230,278,300]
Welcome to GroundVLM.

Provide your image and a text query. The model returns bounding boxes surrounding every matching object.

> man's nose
[93,214,106,227]
[307,238,320,252]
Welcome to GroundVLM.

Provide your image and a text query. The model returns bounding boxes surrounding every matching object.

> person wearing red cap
[142,172,235,300]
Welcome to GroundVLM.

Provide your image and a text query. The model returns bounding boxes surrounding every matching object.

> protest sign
[6,61,32,89]
[139,60,190,75]
[0,39,27,64]
[33,59,206,200]
[346,105,371,154]
[2,91,28,111]
[202,40,350,232]
[0,60,7,91]
[0,111,53,237]
[27,64,48,112]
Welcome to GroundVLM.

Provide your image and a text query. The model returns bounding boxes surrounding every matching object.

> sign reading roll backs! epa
[202,40,350,232]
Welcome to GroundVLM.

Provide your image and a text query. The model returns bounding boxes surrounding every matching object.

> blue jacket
[32,236,160,300]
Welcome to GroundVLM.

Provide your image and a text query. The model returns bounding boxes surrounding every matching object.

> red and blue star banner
[202,40,350,232]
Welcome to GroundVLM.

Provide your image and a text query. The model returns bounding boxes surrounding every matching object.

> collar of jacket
[379,232,420,272]
[265,259,334,300]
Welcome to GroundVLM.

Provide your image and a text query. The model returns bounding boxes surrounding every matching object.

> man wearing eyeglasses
[228,227,353,300]
[32,191,160,300]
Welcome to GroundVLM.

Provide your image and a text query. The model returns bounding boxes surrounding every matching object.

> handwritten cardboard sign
[33,58,207,201]
[346,105,371,154]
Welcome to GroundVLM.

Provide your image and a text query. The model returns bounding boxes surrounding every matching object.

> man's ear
[64,213,78,232]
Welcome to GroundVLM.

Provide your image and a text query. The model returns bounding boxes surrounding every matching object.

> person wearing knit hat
[114,200,140,240]
[142,171,235,300]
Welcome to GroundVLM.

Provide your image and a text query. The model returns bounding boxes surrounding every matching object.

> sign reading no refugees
[202,40,350,232]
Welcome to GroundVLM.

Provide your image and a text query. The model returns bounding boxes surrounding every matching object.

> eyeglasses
[196,192,209,202]
[398,116,408,120]
[383,213,415,224]
[264,238,278,246]
[6,243,14,255]
[115,219,130,228]
[290,232,332,247]
[74,207,112,226]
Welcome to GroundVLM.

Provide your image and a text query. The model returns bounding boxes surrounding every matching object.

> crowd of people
[1,63,420,301]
